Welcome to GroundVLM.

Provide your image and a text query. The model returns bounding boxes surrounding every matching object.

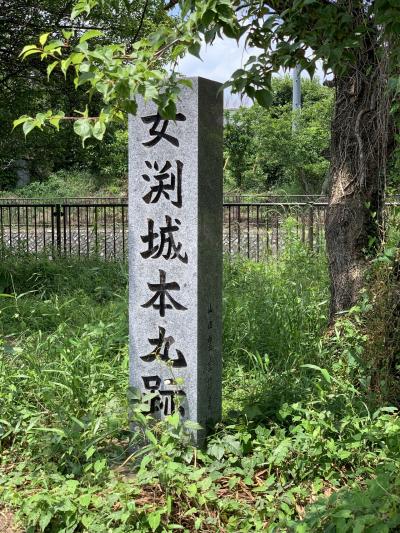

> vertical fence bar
[308,203,314,251]
[0,206,3,255]
[94,206,98,255]
[247,205,250,259]
[56,204,62,256]
[256,205,260,262]
[122,204,126,260]
[8,206,12,251]
[86,206,90,257]
[63,206,67,256]
[68,206,72,255]
[42,206,46,250]
[51,205,55,257]
[34,206,37,256]
[104,206,107,260]
[17,206,21,249]
[113,205,116,259]
[25,206,29,253]
[228,205,232,255]
[237,205,241,255]
[76,206,80,257]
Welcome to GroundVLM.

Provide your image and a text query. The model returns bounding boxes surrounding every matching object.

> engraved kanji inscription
[142,375,186,415]
[141,216,188,263]
[142,161,182,208]
[141,113,186,147]
[140,326,187,367]
[141,269,187,317]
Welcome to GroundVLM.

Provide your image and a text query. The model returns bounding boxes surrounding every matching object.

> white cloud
[178,37,251,83]
[177,38,327,107]
[177,37,256,107]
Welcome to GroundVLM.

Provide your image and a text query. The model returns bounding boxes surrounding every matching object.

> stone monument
[128,77,223,444]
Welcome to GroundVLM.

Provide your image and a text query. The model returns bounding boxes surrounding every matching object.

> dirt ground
[0,508,21,533]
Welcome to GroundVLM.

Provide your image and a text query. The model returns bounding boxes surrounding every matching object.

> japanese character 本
[141,326,187,368]
[141,269,187,317]
[141,216,188,263]
[142,160,182,208]
[141,112,186,147]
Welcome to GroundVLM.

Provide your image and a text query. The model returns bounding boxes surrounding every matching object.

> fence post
[53,204,62,257]
[308,203,314,251]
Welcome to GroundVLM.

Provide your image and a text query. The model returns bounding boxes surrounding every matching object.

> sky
[177,37,257,107]
[177,37,326,108]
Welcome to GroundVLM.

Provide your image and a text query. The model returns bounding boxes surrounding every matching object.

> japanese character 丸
[140,326,187,368]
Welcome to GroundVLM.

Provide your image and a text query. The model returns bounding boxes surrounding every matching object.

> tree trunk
[325,32,390,321]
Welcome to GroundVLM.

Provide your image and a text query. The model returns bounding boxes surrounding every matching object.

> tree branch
[133,0,149,43]
[164,0,179,11]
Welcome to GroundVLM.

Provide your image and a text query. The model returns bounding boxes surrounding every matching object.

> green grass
[1,241,400,532]
[0,169,127,199]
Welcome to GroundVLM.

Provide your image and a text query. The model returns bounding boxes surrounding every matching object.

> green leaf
[301,364,332,383]
[167,411,180,429]
[145,429,158,445]
[92,121,106,140]
[19,45,38,57]
[79,29,104,44]
[94,459,106,473]
[39,511,53,531]
[43,40,64,53]
[148,511,161,531]
[39,33,50,46]
[81,515,93,528]
[255,88,273,107]
[70,52,85,65]
[85,445,96,460]
[49,113,65,131]
[21,48,41,59]
[74,118,92,146]
[159,99,177,120]
[188,41,201,58]
[62,29,74,40]
[47,61,58,79]
[65,480,79,493]
[61,58,72,77]
[121,100,138,115]
[22,120,36,137]
[79,493,91,507]
[13,116,29,129]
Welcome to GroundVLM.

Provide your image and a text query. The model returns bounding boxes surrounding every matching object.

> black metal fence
[0,197,398,261]
[0,201,127,260]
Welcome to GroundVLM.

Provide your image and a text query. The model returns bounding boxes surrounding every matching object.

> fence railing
[0,198,398,261]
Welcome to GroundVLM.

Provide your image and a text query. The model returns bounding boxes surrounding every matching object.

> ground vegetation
[1,227,400,531]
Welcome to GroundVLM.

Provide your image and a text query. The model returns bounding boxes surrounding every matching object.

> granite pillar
[128,77,223,443]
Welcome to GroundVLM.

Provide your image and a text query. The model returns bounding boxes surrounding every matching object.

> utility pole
[292,64,301,131]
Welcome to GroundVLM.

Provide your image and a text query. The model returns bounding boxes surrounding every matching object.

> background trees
[224,77,333,194]
[0,0,170,189]
[10,0,400,319]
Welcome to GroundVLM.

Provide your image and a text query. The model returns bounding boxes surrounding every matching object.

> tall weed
[1,240,400,531]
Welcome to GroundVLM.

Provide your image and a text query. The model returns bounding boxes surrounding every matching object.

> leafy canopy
[224,77,333,193]
[14,0,400,144]
[0,0,169,186]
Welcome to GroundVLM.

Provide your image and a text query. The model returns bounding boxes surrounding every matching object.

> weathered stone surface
[128,77,223,443]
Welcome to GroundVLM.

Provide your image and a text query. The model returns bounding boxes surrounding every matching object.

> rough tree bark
[325,20,391,320]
